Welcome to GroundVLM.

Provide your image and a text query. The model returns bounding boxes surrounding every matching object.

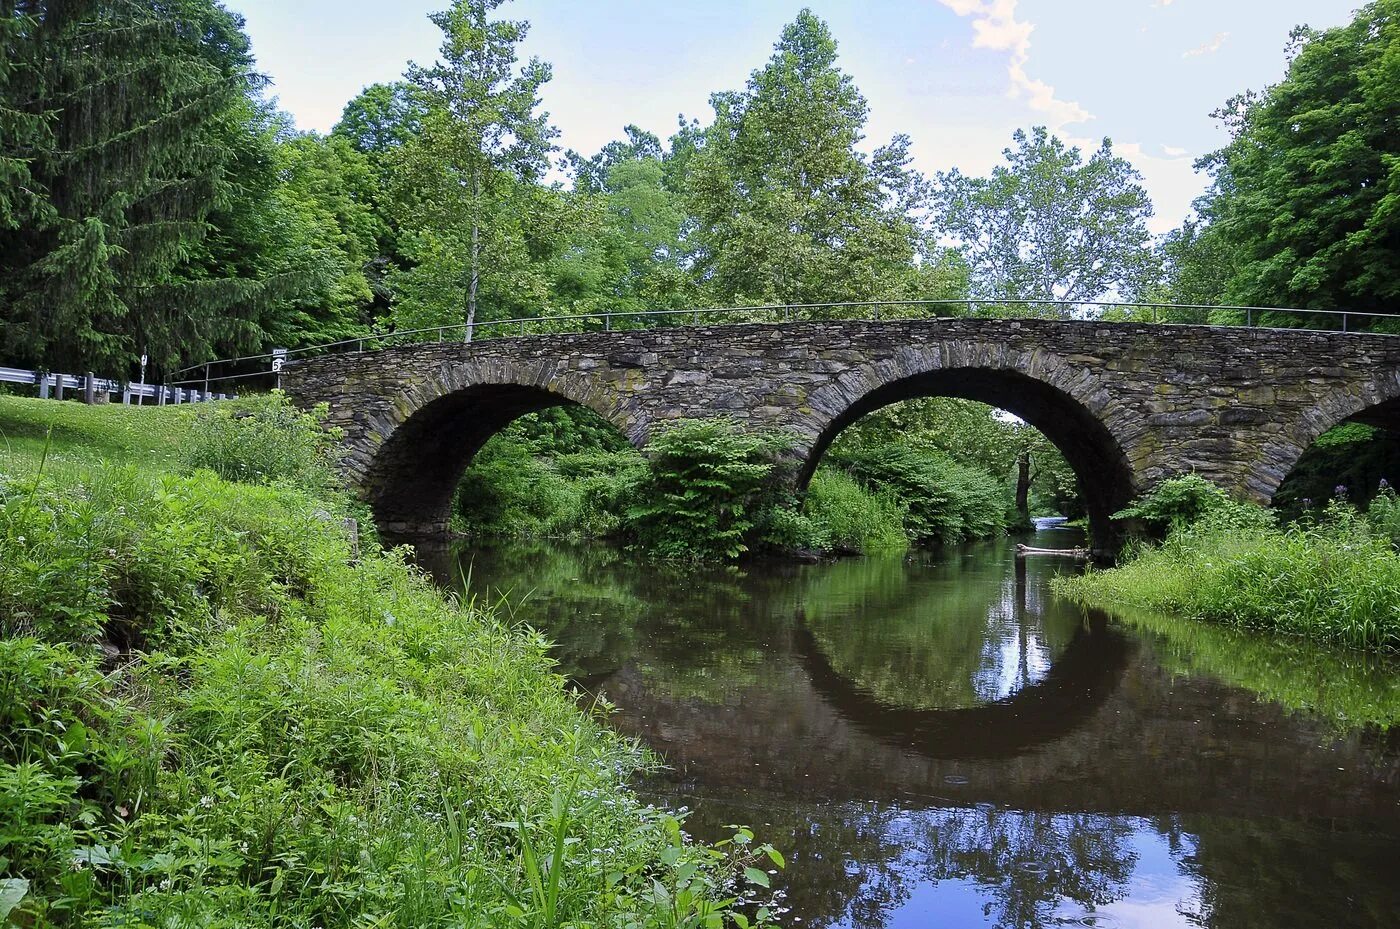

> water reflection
[420,536,1400,929]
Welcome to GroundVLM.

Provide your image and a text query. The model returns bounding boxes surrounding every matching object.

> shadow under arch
[363,381,635,540]
[1265,388,1400,506]
[792,609,1134,760]
[798,367,1139,552]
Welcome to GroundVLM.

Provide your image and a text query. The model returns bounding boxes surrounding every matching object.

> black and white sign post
[137,353,148,406]
[272,348,288,390]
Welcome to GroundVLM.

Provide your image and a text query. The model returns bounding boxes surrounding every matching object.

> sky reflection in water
[432,533,1400,929]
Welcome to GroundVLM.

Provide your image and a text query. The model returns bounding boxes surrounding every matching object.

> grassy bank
[0,396,778,927]
[1055,477,1400,653]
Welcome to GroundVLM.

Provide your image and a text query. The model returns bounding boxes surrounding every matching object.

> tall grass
[0,396,780,926]
[1056,481,1400,653]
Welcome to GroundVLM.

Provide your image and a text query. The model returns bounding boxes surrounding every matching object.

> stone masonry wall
[282,319,1400,538]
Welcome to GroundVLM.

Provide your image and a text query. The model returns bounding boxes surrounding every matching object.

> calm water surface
[425,532,1400,929]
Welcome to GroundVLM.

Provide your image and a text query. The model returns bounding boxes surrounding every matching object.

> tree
[565,127,697,315]
[386,0,556,339]
[333,81,427,171]
[0,0,285,375]
[933,127,1156,310]
[681,10,934,310]
[1193,0,1400,315]
[259,133,383,347]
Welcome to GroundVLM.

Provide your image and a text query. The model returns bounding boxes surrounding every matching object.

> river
[421,529,1400,928]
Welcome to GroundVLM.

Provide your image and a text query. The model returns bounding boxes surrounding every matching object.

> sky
[227,0,1362,235]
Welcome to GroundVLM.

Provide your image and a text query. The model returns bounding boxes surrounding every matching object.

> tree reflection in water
[428,537,1400,929]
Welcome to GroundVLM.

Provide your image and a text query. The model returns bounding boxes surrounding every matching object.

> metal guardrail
[169,298,1400,390]
[0,366,231,405]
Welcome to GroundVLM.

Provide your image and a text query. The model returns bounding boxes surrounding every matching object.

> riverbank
[1053,477,1400,653]
[0,395,776,926]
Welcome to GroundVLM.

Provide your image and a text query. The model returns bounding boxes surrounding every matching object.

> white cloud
[1183,31,1229,58]
[1162,145,1189,157]
[935,0,1091,129]
[1152,0,1175,7]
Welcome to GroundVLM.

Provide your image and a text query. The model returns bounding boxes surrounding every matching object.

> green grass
[1055,502,1400,654]
[0,396,779,927]
[0,395,196,473]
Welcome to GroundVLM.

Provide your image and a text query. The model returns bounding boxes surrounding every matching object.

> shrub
[1112,473,1236,531]
[623,419,788,560]
[800,468,908,554]
[0,446,780,926]
[179,392,341,491]
[832,443,1007,545]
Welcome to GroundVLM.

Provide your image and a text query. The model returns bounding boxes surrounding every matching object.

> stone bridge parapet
[282,319,1400,543]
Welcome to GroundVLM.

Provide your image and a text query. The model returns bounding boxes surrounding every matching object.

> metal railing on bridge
[169,298,1400,394]
[1,366,231,406]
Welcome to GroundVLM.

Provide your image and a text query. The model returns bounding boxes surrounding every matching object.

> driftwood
[1016,543,1091,559]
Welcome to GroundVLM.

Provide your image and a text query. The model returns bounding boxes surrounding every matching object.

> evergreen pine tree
[0,0,277,376]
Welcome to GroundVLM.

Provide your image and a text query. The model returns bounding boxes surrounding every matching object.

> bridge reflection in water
[417,534,1400,929]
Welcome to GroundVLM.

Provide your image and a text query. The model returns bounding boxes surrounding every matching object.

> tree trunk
[1016,450,1032,528]
[465,169,481,343]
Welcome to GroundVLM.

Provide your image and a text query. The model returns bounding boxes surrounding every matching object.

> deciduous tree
[682,10,933,310]
[934,128,1156,309]
[386,0,556,339]
[1193,0,1400,315]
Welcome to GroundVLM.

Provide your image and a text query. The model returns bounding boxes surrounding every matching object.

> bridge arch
[793,346,1140,549]
[356,362,636,538]
[1258,369,1400,504]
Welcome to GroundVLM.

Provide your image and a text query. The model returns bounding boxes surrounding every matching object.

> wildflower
[159,879,173,891]
[1380,478,1391,490]
[1335,484,1348,498]
[117,805,129,818]
[199,795,215,809]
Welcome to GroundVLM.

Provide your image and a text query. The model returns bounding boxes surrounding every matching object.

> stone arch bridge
[281,318,1400,547]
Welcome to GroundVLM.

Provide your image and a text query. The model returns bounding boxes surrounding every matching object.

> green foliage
[934,127,1158,303]
[1192,0,1400,314]
[1111,474,1248,531]
[833,443,1008,545]
[0,396,777,927]
[1273,423,1400,515]
[180,393,343,492]
[0,0,283,375]
[624,419,787,561]
[1059,497,1400,653]
[386,0,565,336]
[681,10,940,307]
[761,468,908,555]
[454,440,642,542]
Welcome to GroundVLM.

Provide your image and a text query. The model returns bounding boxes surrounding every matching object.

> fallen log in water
[1016,543,1091,559]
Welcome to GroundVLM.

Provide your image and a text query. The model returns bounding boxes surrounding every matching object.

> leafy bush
[1366,482,1400,543]
[0,399,781,926]
[795,468,908,554]
[1111,473,1235,530]
[453,443,643,541]
[180,391,341,490]
[832,443,1007,545]
[624,419,788,560]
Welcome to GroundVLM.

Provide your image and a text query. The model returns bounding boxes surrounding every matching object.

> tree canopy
[1189,0,1400,313]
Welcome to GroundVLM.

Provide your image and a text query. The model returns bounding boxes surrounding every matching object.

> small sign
[271,348,288,373]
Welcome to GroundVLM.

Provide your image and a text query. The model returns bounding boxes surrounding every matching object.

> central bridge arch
[790,345,1139,547]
